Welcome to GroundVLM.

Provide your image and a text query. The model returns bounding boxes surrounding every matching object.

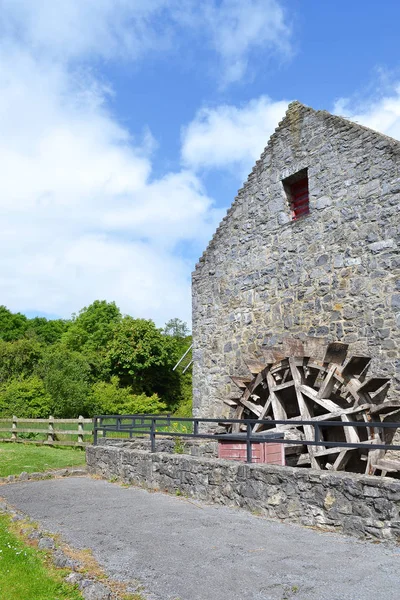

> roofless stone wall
[192,102,400,419]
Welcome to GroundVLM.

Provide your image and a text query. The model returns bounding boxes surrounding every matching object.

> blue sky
[1,0,400,327]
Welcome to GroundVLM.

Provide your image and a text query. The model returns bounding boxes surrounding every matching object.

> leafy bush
[125,392,166,415]
[91,377,166,415]
[0,376,52,418]
[173,396,193,418]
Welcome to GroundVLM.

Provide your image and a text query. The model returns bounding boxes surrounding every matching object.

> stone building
[192,101,400,419]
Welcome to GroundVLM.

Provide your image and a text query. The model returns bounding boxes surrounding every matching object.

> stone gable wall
[192,102,400,419]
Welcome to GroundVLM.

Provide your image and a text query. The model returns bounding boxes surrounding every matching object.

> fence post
[93,417,98,446]
[314,423,320,445]
[11,416,18,442]
[150,418,156,452]
[78,415,84,445]
[47,415,55,444]
[246,421,252,463]
[194,420,199,436]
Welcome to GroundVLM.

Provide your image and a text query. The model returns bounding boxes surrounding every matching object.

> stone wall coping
[90,445,400,490]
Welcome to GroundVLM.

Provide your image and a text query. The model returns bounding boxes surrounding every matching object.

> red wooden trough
[217,433,285,465]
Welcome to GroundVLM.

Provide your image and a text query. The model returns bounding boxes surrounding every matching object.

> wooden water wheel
[224,341,400,475]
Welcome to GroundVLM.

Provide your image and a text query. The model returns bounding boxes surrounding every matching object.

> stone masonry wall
[192,101,400,419]
[87,444,400,542]
[96,437,218,458]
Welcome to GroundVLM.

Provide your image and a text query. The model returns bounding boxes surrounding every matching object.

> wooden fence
[0,416,93,447]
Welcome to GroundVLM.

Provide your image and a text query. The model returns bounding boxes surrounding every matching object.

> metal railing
[93,415,400,464]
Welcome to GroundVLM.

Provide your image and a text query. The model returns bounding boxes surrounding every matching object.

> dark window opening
[282,169,309,221]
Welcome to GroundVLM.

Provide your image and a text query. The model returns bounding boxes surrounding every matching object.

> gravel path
[1,477,400,600]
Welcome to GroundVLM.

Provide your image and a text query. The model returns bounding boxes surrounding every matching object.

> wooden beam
[314,447,341,457]
[266,370,287,422]
[259,404,370,433]
[245,360,267,375]
[299,384,340,412]
[370,401,400,415]
[252,396,272,432]
[341,413,360,444]
[230,376,252,390]
[223,398,239,407]
[289,358,319,469]
[371,457,400,473]
[238,397,262,417]
[231,405,244,433]
[317,364,337,399]
[332,449,353,471]
[271,380,295,392]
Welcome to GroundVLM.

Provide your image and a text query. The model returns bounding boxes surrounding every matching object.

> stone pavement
[1,477,399,600]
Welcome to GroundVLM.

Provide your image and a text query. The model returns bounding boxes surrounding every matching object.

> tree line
[0,302,192,419]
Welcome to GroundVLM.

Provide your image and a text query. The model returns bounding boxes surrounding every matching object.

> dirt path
[1,477,400,600]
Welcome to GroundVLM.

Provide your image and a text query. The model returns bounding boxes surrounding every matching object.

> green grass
[0,444,86,477]
[0,515,82,600]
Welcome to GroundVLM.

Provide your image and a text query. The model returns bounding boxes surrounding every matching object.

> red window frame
[289,176,309,220]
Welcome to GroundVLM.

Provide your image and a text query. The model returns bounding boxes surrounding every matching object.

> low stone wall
[96,437,218,458]
[86,445,400,542]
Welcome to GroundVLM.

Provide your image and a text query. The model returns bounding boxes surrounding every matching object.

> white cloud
[1,0,174,62]
[1,0,291,84]
[181,96,289,177]
[201,0,291,85]
[334,84,400,141]
[103,171,218,243]
[13,235,193,323]
[0,47,222,326]
[0,0,291,324]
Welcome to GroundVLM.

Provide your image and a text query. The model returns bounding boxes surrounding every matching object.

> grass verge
[0,514,82,600]
[0,444,86,477]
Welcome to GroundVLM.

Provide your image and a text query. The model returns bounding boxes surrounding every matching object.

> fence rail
[0,416,93,446]
[93,414,400,465]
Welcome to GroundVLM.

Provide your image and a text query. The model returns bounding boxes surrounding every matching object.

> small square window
[282,169,309,221]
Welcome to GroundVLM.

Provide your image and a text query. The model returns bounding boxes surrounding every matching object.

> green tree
[26,317,70,345]
[61,300,121,379]
[108,317,181,408]
[39,347,92,417]
[62,300,121,353]
[163,318,190,338]
[0,306,28,341]
[0,376,52,418]
[0,339,43,384]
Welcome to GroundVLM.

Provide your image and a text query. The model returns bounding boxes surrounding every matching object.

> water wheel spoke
[226,342,397,475]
